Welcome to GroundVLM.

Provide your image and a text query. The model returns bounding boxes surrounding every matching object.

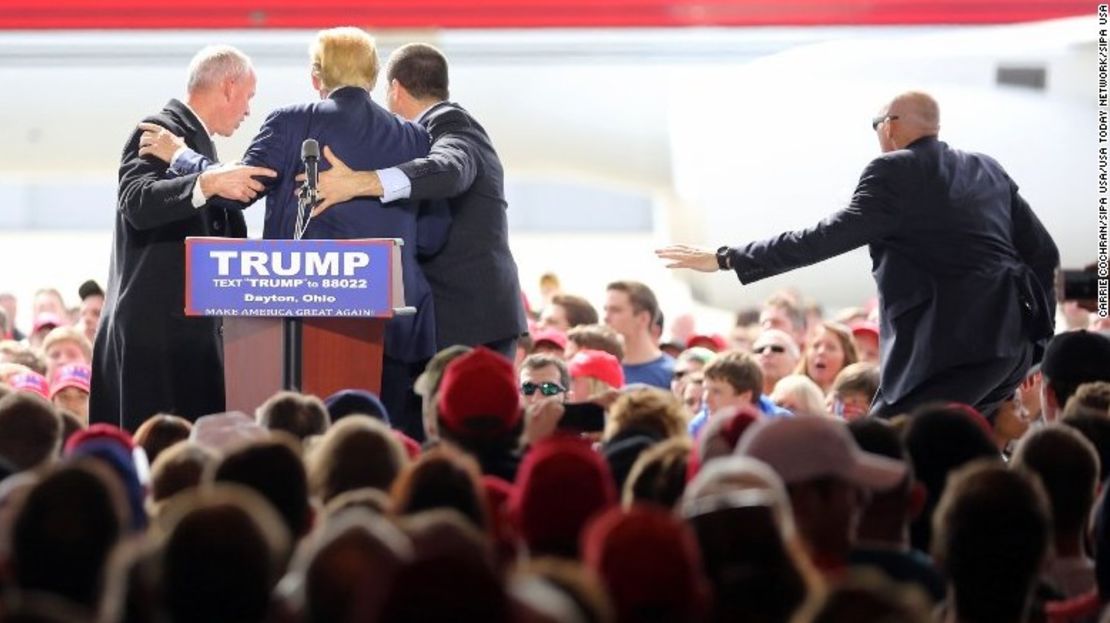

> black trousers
[870,342,1034,420]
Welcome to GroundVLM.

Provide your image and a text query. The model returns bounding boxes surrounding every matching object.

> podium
[185,237,407,414]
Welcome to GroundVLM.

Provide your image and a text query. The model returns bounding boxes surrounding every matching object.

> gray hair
[186,45,253,93]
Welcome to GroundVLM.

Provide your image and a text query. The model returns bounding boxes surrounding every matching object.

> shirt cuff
[378,167,412,204]
[170,147,190,173]
[190,175,206,208]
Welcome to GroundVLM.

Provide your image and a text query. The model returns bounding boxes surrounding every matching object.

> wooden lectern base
[223,316,385,415]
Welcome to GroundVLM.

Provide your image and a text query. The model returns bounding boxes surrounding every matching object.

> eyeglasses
[521,381,566,397]
[871,114,900,130]
[753,344,787,355]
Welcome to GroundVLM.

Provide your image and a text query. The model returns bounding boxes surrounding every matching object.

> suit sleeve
[241,110,290,191]
[117,126,204,231]
[395,112,480,201]
[1009,181,1060,323]
[726,156,904,284]
[170,149,216,175]
[174,110,291,212]
[1009,185,1059,289]
[415,198,453,259]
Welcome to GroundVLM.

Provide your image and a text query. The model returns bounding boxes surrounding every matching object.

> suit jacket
[726,136,1059,405]
[397,102,527,349]
[177,86,449,363]
[90,99,244,431]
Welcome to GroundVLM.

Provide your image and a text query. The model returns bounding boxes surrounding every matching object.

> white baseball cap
[735,416,906,491]
[189,411,268,452]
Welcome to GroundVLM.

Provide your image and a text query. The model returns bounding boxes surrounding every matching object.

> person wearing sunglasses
[751,329,800,396]
[658,91,1058,421]
[519,353,569,407]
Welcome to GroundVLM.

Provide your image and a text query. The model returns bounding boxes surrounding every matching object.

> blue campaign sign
[184,237,397,318]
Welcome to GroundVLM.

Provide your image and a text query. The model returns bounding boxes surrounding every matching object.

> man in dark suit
[308,43,528,361]
[657,91,1059,418]
[141,29,450,438]
[90,45,276,431]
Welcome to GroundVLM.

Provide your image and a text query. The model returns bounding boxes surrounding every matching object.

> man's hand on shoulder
[199,163,277,203]
[137,122,185,164]
[297,146,382,216]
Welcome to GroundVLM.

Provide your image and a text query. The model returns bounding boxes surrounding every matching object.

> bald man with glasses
[659,91,1059,419]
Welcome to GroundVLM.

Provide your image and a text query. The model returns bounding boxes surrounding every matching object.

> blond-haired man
[139,28,449,439]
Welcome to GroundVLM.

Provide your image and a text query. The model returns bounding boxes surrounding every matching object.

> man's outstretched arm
[657,157,904,283]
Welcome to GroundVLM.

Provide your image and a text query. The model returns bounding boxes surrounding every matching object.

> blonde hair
[605,388,688,442]
[576,376,612,400]
[310,27,379,92]
[42,326,93,362]
[770,375,828,417]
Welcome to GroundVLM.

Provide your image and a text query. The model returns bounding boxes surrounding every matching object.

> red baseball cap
[686,334,727,352]
[32,312,65,334]
[437,347,522,439]
[510,436,616,557]
[849,321,880,340]
[49,363,92,399]
[393,430,422,460]
[9,372,50,400]
[568,349,624,389]
[581,506,709,622]
[531,328,567,351]
[65,423,136,454]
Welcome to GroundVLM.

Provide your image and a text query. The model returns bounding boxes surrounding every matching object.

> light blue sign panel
[185,237,395,318]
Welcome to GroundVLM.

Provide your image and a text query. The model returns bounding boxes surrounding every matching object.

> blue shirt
[622,354,675,390]
[688,395,793,438]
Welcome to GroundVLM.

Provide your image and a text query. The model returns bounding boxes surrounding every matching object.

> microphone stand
[294,183,316,241]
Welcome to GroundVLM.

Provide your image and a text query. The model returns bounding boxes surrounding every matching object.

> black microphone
[301,139,319,192]
[296,139,320,239]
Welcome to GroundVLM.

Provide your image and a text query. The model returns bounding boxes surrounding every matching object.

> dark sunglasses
[753,344,787,355]
[521,381,565,397]
[871,114,899,130]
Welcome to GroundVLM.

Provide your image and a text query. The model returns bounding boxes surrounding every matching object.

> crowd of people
[1,274,1110,623]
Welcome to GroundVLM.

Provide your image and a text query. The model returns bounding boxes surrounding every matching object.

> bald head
[876,91,940,152]
[888,91,940,132]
